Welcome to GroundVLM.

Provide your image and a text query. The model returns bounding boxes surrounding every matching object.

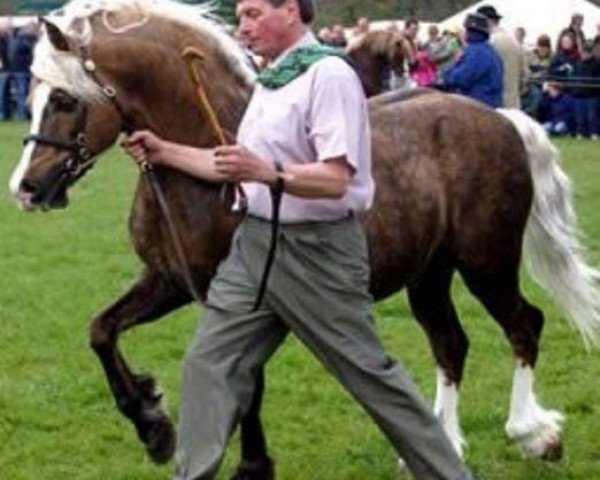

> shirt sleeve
[308,58,367,171]
[444,48,484,89]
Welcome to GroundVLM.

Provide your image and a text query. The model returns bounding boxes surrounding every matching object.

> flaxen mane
[32,0,255,102]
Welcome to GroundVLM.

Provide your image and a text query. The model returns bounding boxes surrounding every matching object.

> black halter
[23,98,95,180]
[23,43,134,183]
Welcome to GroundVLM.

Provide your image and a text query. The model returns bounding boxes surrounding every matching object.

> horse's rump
[365,94,532,298]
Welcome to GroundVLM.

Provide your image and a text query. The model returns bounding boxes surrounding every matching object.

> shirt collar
[269,30,319,69]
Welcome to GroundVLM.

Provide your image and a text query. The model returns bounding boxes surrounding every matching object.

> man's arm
[123,131,351,199]
[122,130,227,183]
[213,144,351,199]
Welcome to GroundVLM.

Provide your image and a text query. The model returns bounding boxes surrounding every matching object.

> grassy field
[1,121,599,480]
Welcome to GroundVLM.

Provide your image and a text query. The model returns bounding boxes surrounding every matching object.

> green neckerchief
[256,44,353,89]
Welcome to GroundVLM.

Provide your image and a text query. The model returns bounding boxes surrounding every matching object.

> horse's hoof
[143,412,176,465]
[230,456,275,480]
[541,439,563,462]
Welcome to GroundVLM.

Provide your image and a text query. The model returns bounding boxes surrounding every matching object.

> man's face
[237,0,296,59]
[405,23,419,39]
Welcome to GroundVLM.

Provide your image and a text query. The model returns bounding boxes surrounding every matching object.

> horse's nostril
[20,179,40,196]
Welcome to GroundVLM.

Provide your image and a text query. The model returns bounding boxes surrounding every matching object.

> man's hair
[239,0,315,24]
[405,18,419,28]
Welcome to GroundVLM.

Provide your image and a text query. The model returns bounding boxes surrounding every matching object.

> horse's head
[9,18,127,211]
[387,32,415,78]
[347,30,415,97]
[10,0,255,211]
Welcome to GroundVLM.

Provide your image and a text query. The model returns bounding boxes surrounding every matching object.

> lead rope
[77,44,203,304]
[182,47,247,210]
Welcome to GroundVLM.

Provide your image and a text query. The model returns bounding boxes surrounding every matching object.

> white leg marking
[9,83,52,200]
[505,364,564,457]
[398,369,465,472]
[433,368,466,458]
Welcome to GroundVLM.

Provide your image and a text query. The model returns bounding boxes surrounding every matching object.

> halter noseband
[23,99,94,179]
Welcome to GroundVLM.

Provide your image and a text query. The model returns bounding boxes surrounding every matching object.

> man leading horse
[123,0,471,479]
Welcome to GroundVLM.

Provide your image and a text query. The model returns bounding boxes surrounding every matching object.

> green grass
[1,121,599,479]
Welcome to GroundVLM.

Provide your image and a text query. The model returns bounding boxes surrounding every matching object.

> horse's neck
[349,48,386,97]
[134,56,252,147]
[125,40,253,214]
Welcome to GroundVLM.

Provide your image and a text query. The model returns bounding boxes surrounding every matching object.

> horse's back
[368,87,438,107]
[365,93,533,298]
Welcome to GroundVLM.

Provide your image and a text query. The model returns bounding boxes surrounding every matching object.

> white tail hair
[498,109,600,348]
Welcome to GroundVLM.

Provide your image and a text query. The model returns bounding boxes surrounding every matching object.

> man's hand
[214,145,277,185]
[121,130,167,167]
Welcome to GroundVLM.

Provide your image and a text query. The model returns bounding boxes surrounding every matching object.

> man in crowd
[477,4,527,109]
[515,26,526,46]
[328,23,347,48]
[7,21,37,120]
[443,12,504,108]
[124,0,474,479]
[352,16,370,39]
[403,17,420,55]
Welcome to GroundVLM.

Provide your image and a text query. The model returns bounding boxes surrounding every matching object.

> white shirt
[237,32,374,223]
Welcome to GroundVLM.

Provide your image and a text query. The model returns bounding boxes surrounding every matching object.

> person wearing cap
[123,0,473,479]
[477,4,527,109]
[443,12,504,108]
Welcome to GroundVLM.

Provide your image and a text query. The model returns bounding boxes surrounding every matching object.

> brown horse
[346,29,415,97]
[9,1,600,477]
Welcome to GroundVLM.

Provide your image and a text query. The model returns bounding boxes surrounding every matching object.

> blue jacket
[443,31,504,108]
[539,91,575,132]
[8,29,36,72]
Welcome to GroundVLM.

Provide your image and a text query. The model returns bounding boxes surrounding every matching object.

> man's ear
[40,17,71,52]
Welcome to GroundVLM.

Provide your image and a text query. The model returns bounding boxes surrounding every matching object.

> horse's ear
[40,17,71,52]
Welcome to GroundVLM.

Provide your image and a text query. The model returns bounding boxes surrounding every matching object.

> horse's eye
[50,90,78,112]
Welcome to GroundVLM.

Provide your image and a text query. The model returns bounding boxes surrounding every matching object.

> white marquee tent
[438,0,599,47]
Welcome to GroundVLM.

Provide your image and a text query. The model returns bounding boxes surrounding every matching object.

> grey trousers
[175,216,469,480]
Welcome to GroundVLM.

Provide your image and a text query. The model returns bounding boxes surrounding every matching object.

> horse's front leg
[89,269,191,464]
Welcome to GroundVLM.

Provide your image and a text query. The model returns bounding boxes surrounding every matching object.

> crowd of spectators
[1,8,599,139]
[317,7,600,140]
[0,19,39,121]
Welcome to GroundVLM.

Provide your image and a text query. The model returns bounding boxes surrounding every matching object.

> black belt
[247,211,355,226]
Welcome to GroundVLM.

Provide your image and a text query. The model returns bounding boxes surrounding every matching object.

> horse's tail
[499,108,600,349]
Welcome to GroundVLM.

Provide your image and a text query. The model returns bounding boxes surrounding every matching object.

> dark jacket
[0,32,9,71]
[443,31,504,108]
[548,49,579,78]
[8,29,36,72]
[571,56,600,98]
[539,91,575,132]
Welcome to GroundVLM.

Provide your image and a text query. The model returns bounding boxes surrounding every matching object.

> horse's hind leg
[459,265,564,460]
[89,269,191,463]
[407,251,469,458]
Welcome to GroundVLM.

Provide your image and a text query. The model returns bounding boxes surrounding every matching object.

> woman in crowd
[522,34,553,117]
[549,31,580,78]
